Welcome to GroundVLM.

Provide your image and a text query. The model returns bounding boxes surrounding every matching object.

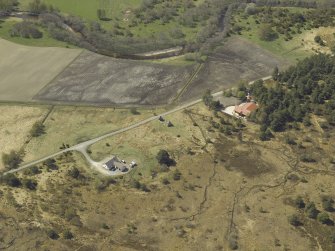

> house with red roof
[234,102,258,117]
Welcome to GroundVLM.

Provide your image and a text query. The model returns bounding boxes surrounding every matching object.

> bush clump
[2,151,22,170]
[10,21,43,39]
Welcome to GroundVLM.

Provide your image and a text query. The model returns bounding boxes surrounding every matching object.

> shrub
[64,208,77,221]
[23,165,41,176]
[317,212,332,225]
[285,136,296,145]
[46,229,59,240]
[43,158,58,170]
[259,24,278,41]
[67,167,80,179]
[173,169,182,181]
[10,21,43,39]
[321,196,334,212]
[288,214,301,226]
[2,151,22,170]
[228,233,238,250]
[331,232,335,243]
[300,154,316,163]
[130,107,140,115]
[63,229,73,239]
[156,150,175,166]
[1,173,21,187]
[22,178,37,190]
[314,35,325,46]
[162,178,170,185]
[95,177,116,191]
[294,196,305,209]
[259,128,273,141]
[305,202,319,219]
[30,121,45,137]
[131,179,141,189]
[140,183,150,192]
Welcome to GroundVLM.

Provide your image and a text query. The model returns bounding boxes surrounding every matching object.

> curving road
[3,75,271,176]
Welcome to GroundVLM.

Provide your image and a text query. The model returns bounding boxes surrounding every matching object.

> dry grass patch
[0,105,49,170]
[300,27,335,54]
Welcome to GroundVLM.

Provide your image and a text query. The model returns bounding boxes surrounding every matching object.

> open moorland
[0,38,81,101]
[0,103,334,250]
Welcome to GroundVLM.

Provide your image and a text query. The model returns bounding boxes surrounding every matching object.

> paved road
[3,75,271,176]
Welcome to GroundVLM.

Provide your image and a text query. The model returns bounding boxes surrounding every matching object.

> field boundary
[31,49,84,101]
[172,63,204,104]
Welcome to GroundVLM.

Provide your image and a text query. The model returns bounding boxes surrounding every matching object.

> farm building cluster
[220,93,258,119]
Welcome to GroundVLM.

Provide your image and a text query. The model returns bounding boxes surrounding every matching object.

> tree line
[7,0,235,57]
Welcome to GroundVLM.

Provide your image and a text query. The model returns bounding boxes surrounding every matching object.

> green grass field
[18,0,200,42]
[129,19,201,41]
[0,18,76,47]
[19,0,141,21]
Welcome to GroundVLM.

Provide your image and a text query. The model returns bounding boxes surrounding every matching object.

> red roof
[234,102,258,116]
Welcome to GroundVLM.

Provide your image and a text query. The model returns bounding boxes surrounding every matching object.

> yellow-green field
[19,0,141,21]
[0,38,82,101]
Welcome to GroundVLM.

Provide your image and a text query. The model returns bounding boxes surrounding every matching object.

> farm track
[172,63,204,104]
